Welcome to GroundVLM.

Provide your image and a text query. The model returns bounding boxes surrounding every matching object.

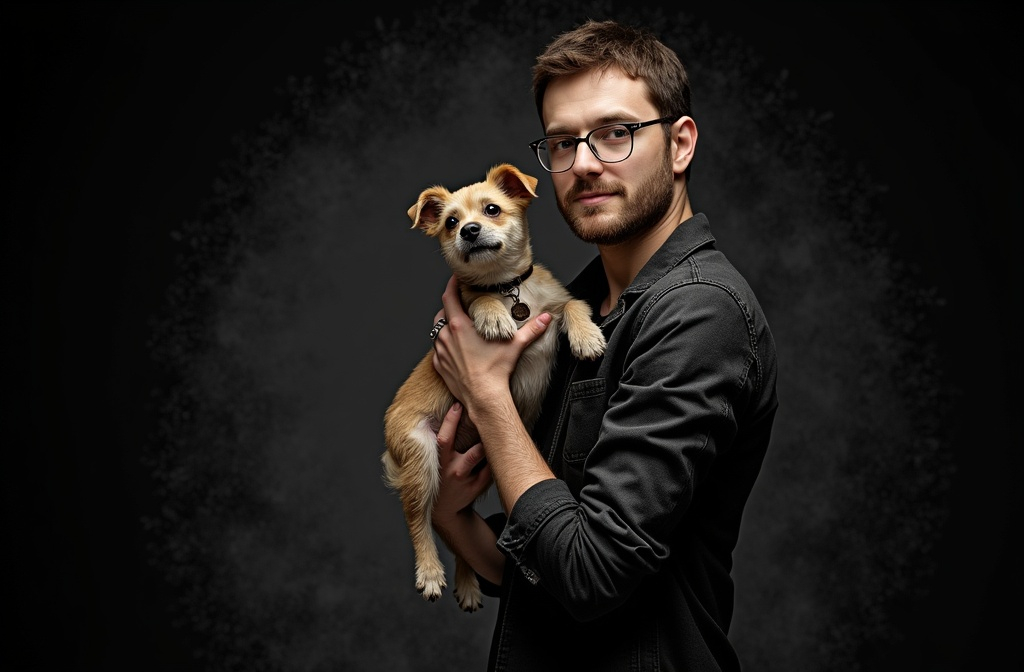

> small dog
[381,163,606,612]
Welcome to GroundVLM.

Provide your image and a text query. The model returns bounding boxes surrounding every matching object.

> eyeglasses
[528,117,676,173]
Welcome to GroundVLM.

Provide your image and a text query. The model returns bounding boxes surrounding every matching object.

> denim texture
[485,213,779,672]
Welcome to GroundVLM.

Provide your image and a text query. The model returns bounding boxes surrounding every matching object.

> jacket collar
[568,213,716,316]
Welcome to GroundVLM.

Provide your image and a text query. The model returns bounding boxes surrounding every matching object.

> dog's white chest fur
[501,288,563,428]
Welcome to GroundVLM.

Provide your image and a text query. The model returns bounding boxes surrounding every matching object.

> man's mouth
[575,192,614,206]
[569,180,622,206]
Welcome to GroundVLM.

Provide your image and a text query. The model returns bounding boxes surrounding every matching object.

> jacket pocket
[561,378,606,495]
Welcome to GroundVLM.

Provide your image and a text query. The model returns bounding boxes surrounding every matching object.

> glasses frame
[528,116,677,173]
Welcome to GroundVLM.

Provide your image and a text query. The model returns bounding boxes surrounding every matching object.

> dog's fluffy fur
[381,163,606,612]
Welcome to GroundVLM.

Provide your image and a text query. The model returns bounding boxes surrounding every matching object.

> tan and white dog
[381,163,606,612]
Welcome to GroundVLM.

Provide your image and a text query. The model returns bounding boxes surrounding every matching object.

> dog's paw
[452,554,483,612]
[477,312,518,341]
[416,568,446,603]
[453,579,484,613]
[570,324,607,360]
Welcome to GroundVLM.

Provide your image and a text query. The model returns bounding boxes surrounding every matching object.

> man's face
[541,66,674,245]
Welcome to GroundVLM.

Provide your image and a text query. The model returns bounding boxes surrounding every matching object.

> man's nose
[572,140,604,175]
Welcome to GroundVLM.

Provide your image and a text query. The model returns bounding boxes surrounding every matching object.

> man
[429,19,779,671]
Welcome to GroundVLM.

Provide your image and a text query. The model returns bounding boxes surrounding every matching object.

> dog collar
[468,265,534,321]
[467,264,534,294]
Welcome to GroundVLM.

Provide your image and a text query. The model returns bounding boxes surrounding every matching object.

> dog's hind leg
[453,555,483,612]
[401,419,447,602]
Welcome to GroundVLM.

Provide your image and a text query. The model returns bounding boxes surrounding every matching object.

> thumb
[515,312,551,350]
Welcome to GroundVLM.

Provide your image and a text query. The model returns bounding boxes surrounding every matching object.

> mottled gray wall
[142,4,957,671]
[9,2,1019,672]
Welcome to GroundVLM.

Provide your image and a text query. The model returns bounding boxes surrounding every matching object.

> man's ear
[671,116,697,175]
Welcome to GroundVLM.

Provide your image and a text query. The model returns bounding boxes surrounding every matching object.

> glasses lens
[589,125,632,163]
[536,136,576,172]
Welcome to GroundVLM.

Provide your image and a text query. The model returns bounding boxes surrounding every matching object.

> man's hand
[432,402,491,524]
[431,274,551,416]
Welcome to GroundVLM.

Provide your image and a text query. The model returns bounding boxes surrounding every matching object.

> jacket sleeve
[496,281,755,621]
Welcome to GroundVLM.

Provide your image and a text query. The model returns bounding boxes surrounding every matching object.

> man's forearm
[433,508,505,586]
[470,393,555,513]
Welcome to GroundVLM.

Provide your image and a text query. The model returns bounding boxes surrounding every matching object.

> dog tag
[511,302,531,321]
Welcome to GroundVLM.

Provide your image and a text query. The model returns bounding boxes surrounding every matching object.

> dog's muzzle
[429,318,448,341]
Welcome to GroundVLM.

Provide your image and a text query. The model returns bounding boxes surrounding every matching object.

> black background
[5,2,1020,670]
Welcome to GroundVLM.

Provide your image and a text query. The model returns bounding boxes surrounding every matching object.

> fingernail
[538,313,552,326]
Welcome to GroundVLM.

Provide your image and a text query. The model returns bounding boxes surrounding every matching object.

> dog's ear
[486,163,539,201]
[408,186,450,234]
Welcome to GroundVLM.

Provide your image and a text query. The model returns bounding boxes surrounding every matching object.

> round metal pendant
[511,302,531,321]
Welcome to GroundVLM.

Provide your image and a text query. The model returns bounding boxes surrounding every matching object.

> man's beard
[556,149,674,245]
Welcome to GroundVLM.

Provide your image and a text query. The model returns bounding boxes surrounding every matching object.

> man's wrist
[432,504,473,532]
[462,385,516,425]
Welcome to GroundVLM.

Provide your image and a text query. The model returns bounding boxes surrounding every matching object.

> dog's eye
[445,216,458,231]
[484,204,501,217]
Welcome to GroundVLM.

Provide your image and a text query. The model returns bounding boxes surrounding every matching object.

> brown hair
[532,19,692,125]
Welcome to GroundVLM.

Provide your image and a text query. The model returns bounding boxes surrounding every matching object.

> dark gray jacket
[484,213,779,672]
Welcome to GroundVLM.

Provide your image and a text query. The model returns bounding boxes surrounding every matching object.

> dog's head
[407,163,539,286]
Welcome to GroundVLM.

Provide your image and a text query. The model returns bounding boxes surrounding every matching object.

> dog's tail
[380,450,401,491]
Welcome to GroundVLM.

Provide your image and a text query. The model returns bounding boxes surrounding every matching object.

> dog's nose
[460,222,481,242]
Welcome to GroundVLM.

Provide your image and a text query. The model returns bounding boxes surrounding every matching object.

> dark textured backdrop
[6,2,1020,671]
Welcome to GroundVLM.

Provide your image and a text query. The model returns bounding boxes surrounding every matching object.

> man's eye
[595,126,630,142]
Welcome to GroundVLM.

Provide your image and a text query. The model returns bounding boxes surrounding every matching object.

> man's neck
[597,201,693,316]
